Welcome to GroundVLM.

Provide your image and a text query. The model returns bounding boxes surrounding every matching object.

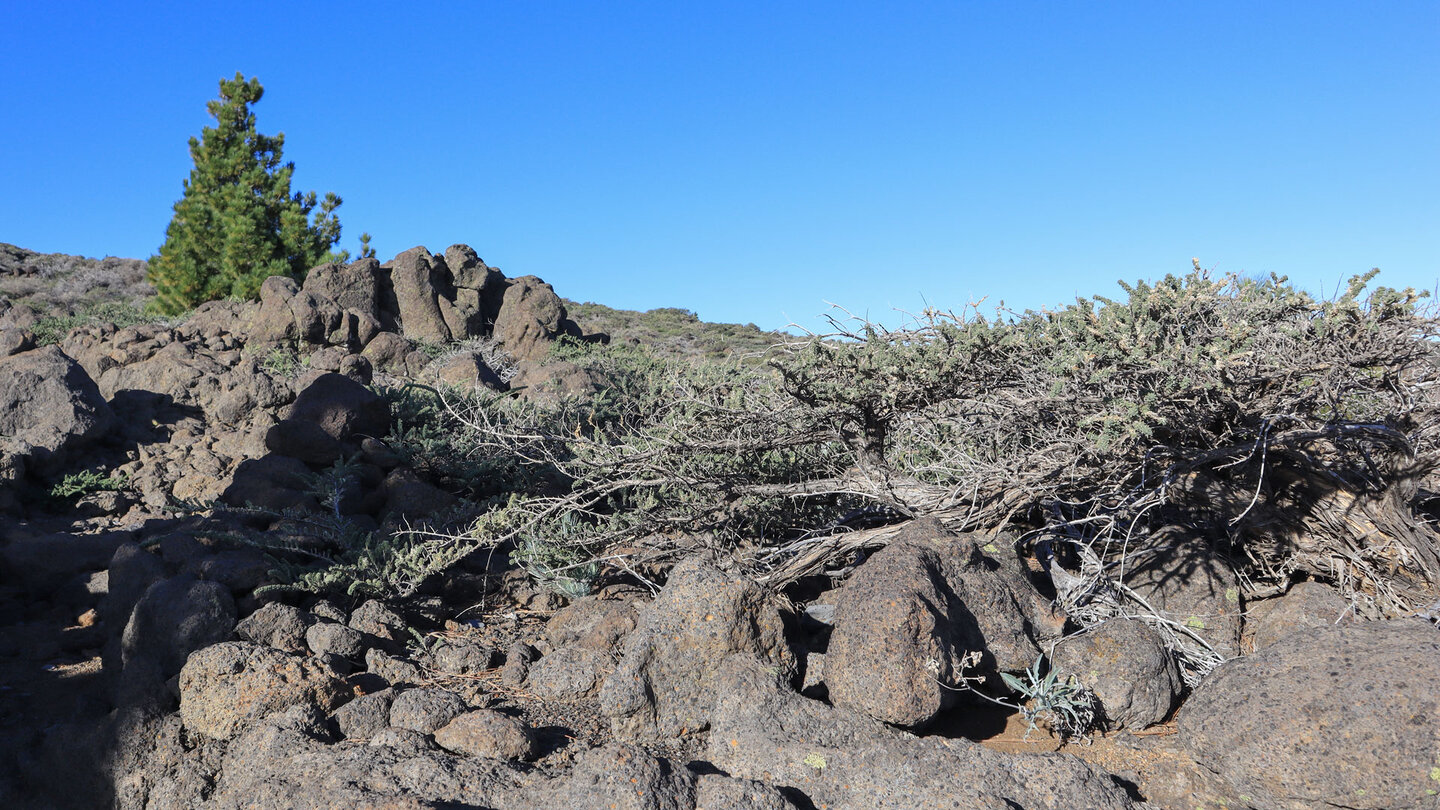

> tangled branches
[290,267,1440,670]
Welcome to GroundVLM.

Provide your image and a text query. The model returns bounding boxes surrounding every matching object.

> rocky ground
[2,244,1439,810]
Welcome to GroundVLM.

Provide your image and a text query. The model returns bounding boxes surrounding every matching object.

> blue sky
[3,2,1436,331]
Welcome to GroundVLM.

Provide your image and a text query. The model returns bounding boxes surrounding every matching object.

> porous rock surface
[1050,617,1181,730]
[708,654,1135,810]
[598,553,798,741]
[825,517,1041,728]
[178,641,349,741]
[1180,618,1440,810]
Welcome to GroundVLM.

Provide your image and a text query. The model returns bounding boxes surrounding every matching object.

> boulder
[430,351,508,390]
[1246,580,1354,650]
[825,518,1040,728]
[264,418,345,466]
[707,655,1134,810]
[203,716,524,810]
[1179,619,1440,810]
[511,742,801,810]
[286,372,390,443]
[178,641,349,741]
[1123,526,1243,658]
[444,244,507,336]
[221,455,317,512]
[0,344,115,476]
[1050,618,1181,730]
[120,576,237,693]
[388,687,468,734]
[386,247,453,344]
[545,595,640,652]
[598,554,797,741]
[235,602,316,654]
[493,275,570,361]
[360,331,413,373]
[302,259,382,321]
[433,710,536,761]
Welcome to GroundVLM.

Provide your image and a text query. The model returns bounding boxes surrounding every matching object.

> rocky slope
[1,246,1438,810]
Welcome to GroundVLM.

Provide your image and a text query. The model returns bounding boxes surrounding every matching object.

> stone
[265,418,345,465]
[388,687,468,734]
[221,455,317,512]
[433,710,536,761]
[365,648,424,687]
[121,575,237,694]
[179,641,350,741]
[1123,525,1243,658]
[545,595,640,652]
[203,716,523,809]
[526,645,609,700]
[306,621,369,661]
[825,518,1040,728]
[1247,580,1354,650]
[708,654,1134,810]
[492,275,569,361]
[332,688,396,740]
[1179,619,1440,810]
[427,638,501,675]
[1050,618,1181,730]
[286,372,390,443]
[598,554,797,741]
[0,344,116,476]
[431,351,508,390]
[235,602,316,654]
[360,331,413,373]
[386,247,453,343]
[301,258,382,321]
[348,599,411,648]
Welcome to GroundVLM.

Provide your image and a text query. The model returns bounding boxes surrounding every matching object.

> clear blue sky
[3,2,1436,331]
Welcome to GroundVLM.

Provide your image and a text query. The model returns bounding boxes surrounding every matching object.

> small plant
[1000,655,1098,740]
[50,469,130,500]
[31,302,159,346]
[260,344,308,378]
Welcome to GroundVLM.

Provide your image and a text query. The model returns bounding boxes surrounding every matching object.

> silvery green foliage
[1000,656,1098,740]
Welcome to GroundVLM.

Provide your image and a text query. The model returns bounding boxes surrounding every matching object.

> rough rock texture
[708,655,1134,810]
[1124,526,1243,658]
[204,718,524,810]
[526,645,610,699]
[1179,619,1440,810]
[120,575,237,701]
[432,710,536,761]
[178,641,350,741]
[512,742,801,810]
[493,276,572,361]
[348,599,411,648]
[0,344,115,476]
[825,518,1041,728]
[332,689,396,740]
[302,258,382,321]
[306,620,369,661]
[388,687,468,734]
[1246,580,1354,650]
[387,247,454,344]
[545,595,640,652]
[1050,617,1181,730]
[598,554,797,742]
[285,372,390,443]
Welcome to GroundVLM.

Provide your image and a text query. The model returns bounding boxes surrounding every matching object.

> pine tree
[147,73,345,315]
